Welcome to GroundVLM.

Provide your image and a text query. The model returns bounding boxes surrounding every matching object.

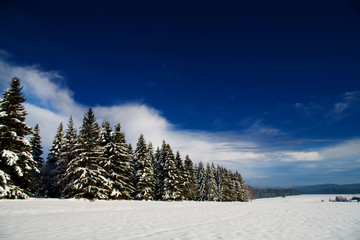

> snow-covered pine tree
[197,161,207,201]
[215,165,223,201]
[233,171,249,202]
[99,121,113,159]
[206,163,219,201]
[106,123,134,199]
[148,142,155,164]
[229,172,237,201]
[58,117,77,197]
[0,77,38,199]
[182,155,198,200]
[29,124,45,196]
[162,143,181,201]
[154,146,163,200]
[175,151,185,200]
[155,142,166,200]
[63,108,110,200]
[45,123,64,197]
[220,167,234,201]
[133,134,156,200]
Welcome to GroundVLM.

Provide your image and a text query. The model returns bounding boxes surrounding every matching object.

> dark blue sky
[1,0,359,185]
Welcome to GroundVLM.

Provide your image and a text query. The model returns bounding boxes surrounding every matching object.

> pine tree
[133,134,156,200]
[197,162,207,201]
[155,141,166,200]
[215,165,223,200]
[175,151,185,200]
[206,163,219,201]
[29,124,44,196]
[233,171,249,202]
[162,143,181,201]
[0,77,38,199]
[58,117,77,197]
[154,146,163,200]
[45,123,64,197]
[182,155,198,200]
[220,167,234,201]
[106,123,134,199]
[63,108,110,200]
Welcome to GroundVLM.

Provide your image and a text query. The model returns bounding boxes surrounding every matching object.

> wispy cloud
[243,120,282,136]
[327,91,360,123]
[280,151,323,162]
[1,54,359,186]
[295,91,360,124]
[294,102,322,117]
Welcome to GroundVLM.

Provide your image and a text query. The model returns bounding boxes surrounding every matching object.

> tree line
[0,77,250,201]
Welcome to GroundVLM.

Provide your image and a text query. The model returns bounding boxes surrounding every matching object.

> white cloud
[244,120,281,136]
[280,151,323,162]
[327,91,360,122]
[24,103,69,147]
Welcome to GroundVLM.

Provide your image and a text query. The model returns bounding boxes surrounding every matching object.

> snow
[0,194,359,240]
[2,150,18,166]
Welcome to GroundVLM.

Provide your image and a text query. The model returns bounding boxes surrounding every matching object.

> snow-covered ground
[1,194,359,240]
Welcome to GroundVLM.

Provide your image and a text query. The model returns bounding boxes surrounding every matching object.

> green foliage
[29,124,45,196]
[0,78,38,199]
[134,134,156,200]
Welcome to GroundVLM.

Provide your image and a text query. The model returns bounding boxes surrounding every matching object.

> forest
[0,77,250,201]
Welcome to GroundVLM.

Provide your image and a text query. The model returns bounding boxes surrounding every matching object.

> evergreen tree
[154,146,163,200]
[58,117,77,197]
[162,143,181,200]
[63,108,110,200]
[197,161,207,201]
[182,155,198,200]
[206,163,219,201]
[133,134,156,200]
[220,167,234,201]
[0,78,38,199]
[29,124,44,196]
[233,171,249,202]
[215,165,223,200]
[106,123,134,199]
[175,151,185,200]
[45,123,64,197]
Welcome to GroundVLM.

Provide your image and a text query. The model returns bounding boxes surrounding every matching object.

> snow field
[0,194,359,240]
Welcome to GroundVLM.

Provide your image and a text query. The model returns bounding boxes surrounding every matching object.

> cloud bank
[1,55,359,186]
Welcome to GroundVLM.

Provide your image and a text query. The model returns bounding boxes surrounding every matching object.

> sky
[0,0,359,186]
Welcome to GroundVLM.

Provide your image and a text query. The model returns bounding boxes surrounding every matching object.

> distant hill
[294,183,360,194]
[251,187,300,199]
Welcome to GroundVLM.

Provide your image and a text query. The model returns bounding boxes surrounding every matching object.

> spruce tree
[233,171,249,202]
[154,146,163,200]
[175,151,185,200]
[182,155,198,200]
[45,123,64,197]
[0,77,38,199]
[133,134,156,200]
[162,143,181,201]
[106,123,134,199]
[215,165,223,201]
[155,141,167,200]
[206,163,219,201]
[58,117,77,197]
[220,167,234,201]
[63,108,110,200]
[197,162,207,201]
[29,124,44,196]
